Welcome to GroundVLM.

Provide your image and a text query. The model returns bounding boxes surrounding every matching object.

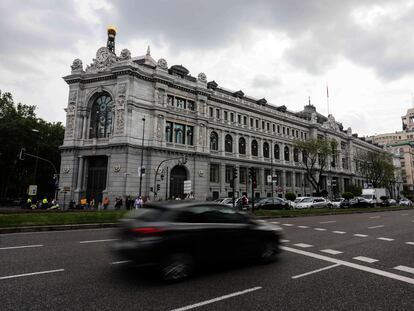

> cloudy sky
[1,0,414,136]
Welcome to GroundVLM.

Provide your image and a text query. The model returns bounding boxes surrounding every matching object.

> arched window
[263,142,270,158]
[239,137,246,155]
[274,144,280,160]
[225,134,233,153]
[210,131,218,151]
[293,148,299,162]
[251,140,258,156]
[284,146,290,161]
[89,93,114,138]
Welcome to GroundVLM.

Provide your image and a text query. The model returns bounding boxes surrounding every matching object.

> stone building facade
[59,30,386,206]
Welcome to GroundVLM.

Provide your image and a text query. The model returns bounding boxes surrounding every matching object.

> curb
[0,223,119,234]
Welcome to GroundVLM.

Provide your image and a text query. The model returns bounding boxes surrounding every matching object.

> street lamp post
[138,117,146,197]
[32,129,40,184]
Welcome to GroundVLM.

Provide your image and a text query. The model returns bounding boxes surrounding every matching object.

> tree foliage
[0,90,64,201]
[346,183,362,197]
[294,137,337,195]
[355,150,394,188]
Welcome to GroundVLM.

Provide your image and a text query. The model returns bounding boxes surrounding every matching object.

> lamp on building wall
[139,117,146,197]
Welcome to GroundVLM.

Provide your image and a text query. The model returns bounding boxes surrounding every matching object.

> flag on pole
[326,83,329,98]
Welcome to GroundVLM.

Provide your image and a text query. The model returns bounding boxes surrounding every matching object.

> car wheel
[259,240,279,263]
[160,253,194,282]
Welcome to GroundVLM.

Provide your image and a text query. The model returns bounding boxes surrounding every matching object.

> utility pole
[232,166,238,208]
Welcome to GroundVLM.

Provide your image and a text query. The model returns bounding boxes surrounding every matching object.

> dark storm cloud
[100,0,414,80]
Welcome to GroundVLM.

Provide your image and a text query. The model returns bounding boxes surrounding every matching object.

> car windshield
[125,207,165,221]
[301,198,314,202]
[361,195,372,199]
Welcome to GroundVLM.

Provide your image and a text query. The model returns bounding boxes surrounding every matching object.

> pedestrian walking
[115,197,123,210]
[134,196,143,209]
[103,196,109,210]
[125,196,132,210]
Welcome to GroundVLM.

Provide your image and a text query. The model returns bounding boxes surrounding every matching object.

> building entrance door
[169,165,187,199]
[86,156,108,205]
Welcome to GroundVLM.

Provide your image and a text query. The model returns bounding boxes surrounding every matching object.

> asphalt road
[1,209,413,310]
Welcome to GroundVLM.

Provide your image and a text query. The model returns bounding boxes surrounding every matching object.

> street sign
[277,186,283,193]
[28,185,37,196]
[267,175,272,183]
[183,180,192,194]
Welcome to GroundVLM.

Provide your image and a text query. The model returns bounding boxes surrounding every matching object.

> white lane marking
[369,216,380,219]
[401,213,409,216]
[368,225,384,229]
[0,227,114,236]
[294,243,313,248]
[320,249,343,255]
[79,239,118,244]
[170,286,262,311]
[292,264,341,279]
[0,269,64,280]
[280,239,290,243]
[298,226,309,228]
[319,221,336,224]
[271,221,280,224]
[354,234,368,237]
[394,265,414,275]
[0,244,43,250]
[332,231,346,234]
[282,224,294,226]
[111,260,131,265]
[377,237,394,242]
[280,246,414,285]
[405,242,414,246]
[353,256,379,263]
[314,228,327,231]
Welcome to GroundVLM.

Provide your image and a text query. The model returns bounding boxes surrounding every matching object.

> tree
[0,90,64,201]
[285,192,296,201]
[294,137,338,195]
[355,150,394,188]
[346,183,362,197]
[342,192,354,200]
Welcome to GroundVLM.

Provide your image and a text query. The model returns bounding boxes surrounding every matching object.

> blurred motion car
[112,201,283,281]
[255,197,290,210]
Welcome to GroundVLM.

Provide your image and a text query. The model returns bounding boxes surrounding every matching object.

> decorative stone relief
[114,83,127,134]
[68,90,77,103]
[113,164,121,172]
[322,114,340,131]
[156,117,163,140]
[71,59,83,73]
[311,112,317,123]
[85,47,118,73]
[65,102,76,138]
[62,166,71,174]
[156,88,165,105]
[119,49,131,61]
[198,72,207,82]
[157,58,168,70]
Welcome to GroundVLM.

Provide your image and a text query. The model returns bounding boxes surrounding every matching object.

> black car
[255,197,290,210]
[112,201,283,281]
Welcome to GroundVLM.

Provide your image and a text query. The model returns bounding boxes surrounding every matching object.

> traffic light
[19,148,25,160]
[233,167,238,180]
[248,167,255,179]
[157,184,161,192]
[252,179,257,188]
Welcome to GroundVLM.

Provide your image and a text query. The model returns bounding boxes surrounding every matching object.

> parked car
[255,197,290,210]
[399,198,413,206]
[295,197,332,209]
[112,201,283,281]
[386,198,397,206]
[331,198,345,208]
